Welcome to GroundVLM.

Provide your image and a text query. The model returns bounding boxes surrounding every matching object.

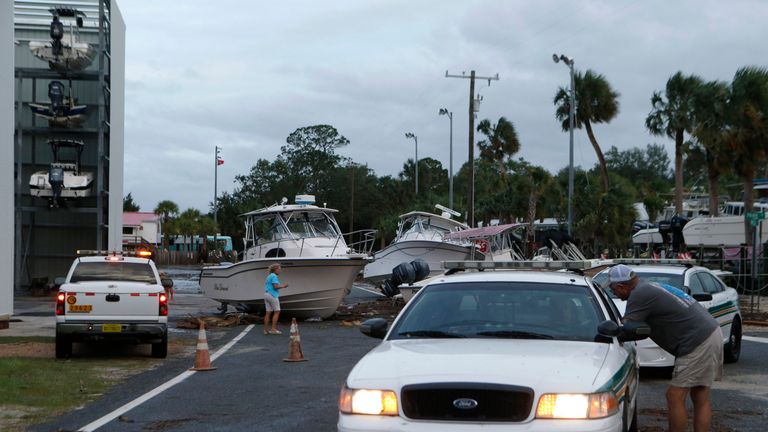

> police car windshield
[596,271,684,298]
[390,282,604,342]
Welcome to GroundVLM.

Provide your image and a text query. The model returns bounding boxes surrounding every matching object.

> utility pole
[445,70,499,227]
[214,146,223,253]
[439,108,454,209]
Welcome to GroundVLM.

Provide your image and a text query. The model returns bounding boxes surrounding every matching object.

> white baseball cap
[608,264,636,285]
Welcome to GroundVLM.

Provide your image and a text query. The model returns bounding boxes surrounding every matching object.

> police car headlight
[339,385,398,416]
[535,392,618,419]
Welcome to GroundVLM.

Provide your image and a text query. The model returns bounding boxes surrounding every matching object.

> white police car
[339,261,647,432]
[592,259,742,367]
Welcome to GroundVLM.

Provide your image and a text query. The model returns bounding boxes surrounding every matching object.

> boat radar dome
[295,194,316,205]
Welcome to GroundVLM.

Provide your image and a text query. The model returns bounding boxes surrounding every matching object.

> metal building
[12,0,124,294]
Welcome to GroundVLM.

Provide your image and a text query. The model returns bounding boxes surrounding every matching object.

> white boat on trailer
[362,205,480,284]
[200,195,374,319]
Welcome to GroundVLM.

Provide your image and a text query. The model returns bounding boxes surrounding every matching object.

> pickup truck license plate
[102,324,122,333]
[69,305,92,313]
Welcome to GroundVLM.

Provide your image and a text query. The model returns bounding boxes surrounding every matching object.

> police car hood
[347,339,611,392]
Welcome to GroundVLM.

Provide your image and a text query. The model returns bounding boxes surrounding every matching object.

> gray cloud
[119,0,768,212]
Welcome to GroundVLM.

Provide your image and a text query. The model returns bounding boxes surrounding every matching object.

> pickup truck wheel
[151,332,168,358]
[55,334,71,359]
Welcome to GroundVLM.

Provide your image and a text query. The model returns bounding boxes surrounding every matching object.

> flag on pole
[217,159,224,166]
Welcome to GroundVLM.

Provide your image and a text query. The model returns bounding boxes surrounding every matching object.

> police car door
[698,271,737,340]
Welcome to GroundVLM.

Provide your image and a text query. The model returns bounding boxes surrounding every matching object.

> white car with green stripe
[340,263,647,432]
[593,262,742,367]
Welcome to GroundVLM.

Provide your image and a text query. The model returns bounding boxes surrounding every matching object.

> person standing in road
[609,264,722,432]
[264,263,288,335]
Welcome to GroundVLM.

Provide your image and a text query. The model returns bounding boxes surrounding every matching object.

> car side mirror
[597,320,651,342]
[360,318,388,339]
[692,293,713,302]
[161,278,174,288]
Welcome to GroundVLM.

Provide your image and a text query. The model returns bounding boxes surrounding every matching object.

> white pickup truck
[55,253,172,359]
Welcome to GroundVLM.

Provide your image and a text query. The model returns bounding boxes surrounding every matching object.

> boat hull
[29,41,95,71]
[363,240,477,283]
[200,256,368,319]
[683,216,768,247]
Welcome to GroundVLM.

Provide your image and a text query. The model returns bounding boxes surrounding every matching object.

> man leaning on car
[609,264,723,432]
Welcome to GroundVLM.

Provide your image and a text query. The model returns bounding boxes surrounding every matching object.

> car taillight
[159,293,168,316]
[56,292,66,315]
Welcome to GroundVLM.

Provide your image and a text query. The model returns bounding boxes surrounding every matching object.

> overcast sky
[119,0,768,213]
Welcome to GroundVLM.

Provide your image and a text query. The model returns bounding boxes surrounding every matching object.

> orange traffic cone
[189,319,217,371]
[283,318,307,362]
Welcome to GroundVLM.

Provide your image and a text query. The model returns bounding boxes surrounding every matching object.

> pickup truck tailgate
[61,282,163,321]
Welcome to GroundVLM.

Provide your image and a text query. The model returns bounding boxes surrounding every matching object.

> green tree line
[128,65,768,255]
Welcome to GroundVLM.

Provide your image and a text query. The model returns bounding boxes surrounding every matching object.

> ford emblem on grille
[453,398,478,410]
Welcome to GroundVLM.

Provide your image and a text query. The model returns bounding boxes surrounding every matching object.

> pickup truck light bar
[612,259,695,266]
[76,250,153,258]
[442,260,599,271]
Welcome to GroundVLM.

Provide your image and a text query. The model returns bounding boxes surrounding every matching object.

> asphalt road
[35,324,768,432]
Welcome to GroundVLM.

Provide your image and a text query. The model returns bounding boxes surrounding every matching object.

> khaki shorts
[671,328,723,388]
[264,293,280,312]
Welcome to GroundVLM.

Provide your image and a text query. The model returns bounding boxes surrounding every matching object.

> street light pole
[439,108,454,209]
[405,132,418,194]
[553,54,575,237]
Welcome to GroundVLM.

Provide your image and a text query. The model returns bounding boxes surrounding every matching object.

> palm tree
[524,165,554,246]
[645,72,703,215]
[154,200,179,249]
[554,70,620,191]
[691,80,730,216]
[476,117,521,178]
[725,66,768,244]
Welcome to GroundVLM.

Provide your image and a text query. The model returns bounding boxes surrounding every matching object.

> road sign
[745,211,765,227]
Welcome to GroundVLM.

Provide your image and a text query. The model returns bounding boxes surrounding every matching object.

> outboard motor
[50,15,64,57]
[392,262,416,286]
[381,260,432,298]
[48,165,64,207]
[670,215,689,253]
[411,259,430,282]
[657,219,672,246]
[48,81,65,116]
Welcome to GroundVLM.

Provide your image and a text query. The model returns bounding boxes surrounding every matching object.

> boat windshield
[400,216,450,238]
[283,211,340,239]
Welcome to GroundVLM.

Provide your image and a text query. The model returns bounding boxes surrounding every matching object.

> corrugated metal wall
[13,0,123,290]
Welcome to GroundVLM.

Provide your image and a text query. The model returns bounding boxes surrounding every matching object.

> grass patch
[0,336,55,344]
[0,357,150,428]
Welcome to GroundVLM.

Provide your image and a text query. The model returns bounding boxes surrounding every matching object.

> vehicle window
[593,281,621,322]
[687,273,705,294]
[70,262,157,283]
[390,282,605,342]
[699,272,723,294]
[632,272,684,290]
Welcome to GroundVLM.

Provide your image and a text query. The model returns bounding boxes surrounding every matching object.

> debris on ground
[335,298,404,321]
[175,313,262,329]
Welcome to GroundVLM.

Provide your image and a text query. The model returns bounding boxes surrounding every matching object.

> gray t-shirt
[623,280,718,357]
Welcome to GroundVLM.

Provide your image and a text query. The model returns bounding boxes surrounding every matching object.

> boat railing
[338,229,378,255]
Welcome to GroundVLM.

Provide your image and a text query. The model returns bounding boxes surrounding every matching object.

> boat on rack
[29,139,93,207]
[682,201,768,247]
[29,7,95,72]
[199,195,375,319]
[363,205,480,284]
[28,81,87,128]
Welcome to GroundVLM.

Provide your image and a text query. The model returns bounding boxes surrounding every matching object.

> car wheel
[724,317,741,364]
[622,397,638,432]
[628,399,638,432]
[55,333,71,359]
[151,331,168,358]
